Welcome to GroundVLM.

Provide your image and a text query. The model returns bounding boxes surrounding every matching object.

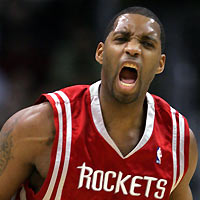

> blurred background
[0,0,199,198]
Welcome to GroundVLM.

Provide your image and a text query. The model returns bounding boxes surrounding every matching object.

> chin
[112,92,140,104]
[111,84,140,104]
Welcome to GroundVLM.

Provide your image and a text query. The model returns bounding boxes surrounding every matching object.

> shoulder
[0,102,55,198]
[0,102,55,163]
[150,93,171,109]
[1,102,54,137]
[150,94,188,121]
[60,84,91,101]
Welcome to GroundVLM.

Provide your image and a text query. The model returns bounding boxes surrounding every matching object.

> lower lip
[120,81,135,87]
[117,79,137,92]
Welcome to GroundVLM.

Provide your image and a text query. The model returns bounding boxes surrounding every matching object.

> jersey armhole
[23,93,60,199]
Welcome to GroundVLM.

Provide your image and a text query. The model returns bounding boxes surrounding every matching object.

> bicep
[0,114,34,199]
[170,185,193,200]
[0,103,55,199]
[170,129,198,200]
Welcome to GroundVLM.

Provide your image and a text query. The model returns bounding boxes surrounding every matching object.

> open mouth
[119,65,138,86]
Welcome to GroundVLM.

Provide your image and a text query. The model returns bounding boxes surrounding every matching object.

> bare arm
[0,102,54,200]
[170,129,198,200]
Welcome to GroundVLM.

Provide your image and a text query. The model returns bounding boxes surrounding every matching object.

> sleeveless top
[15,81,190,200]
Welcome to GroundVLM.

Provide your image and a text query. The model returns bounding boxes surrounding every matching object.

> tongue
[120,67,137,84]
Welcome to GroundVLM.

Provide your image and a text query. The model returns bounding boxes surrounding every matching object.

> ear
[156,54,166,74]
[95,42,104,64]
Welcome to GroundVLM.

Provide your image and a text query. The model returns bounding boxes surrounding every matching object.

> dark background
[0,0,199,198]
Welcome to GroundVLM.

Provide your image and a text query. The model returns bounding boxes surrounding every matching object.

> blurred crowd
[0,0,199,198]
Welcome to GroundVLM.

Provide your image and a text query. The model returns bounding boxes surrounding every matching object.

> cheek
[102,48,118,75]
[141,54,160,80]
[143,52,161,70]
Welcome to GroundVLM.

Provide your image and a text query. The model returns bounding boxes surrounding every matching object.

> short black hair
[104,6,165,53]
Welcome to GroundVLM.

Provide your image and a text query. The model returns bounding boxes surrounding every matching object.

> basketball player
[0,6,198,200]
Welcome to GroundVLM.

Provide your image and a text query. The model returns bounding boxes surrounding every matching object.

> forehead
[113,13,161,38]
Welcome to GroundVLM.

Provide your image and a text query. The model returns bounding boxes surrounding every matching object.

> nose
[124,40,141,57]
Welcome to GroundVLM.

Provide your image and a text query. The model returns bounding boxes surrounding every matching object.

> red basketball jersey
[16,81,190,200]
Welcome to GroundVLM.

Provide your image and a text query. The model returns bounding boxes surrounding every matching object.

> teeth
[123,63,137,69]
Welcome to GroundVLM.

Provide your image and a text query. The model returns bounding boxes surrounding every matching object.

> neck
[99,84,148,156]
[99,86,147,134]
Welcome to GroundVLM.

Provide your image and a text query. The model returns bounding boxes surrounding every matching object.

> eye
[114,36,128,43]
[141,40,155,49]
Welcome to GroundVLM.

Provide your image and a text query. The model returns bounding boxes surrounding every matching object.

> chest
[58,126,173,199]
[28,87,190,200]
[55,95,174,199]
[107,127,143,157]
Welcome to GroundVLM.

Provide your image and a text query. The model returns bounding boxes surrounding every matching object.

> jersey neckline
[89,80,155,159]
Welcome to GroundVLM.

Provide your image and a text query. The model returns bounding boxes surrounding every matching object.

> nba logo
[156,147,162,164]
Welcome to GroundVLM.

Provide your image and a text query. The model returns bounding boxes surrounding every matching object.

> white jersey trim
[89,81,155,159]
[42,93,64,200]
[170,107,178,192]
[19,187,27,200]
[170,108,186,192]
[174,113,185,189]
[54,91,72,199]
[178,114,185,183]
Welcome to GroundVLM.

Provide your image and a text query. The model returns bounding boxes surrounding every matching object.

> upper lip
[119,60,141,73]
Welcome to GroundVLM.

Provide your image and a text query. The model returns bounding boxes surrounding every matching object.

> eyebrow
[112,31,130,37]
[113,31,159,43]
[141,35,159,44]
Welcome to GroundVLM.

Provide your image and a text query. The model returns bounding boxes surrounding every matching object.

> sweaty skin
[98,14,165,105]
[0,13,198,200]
[0,102,55,199]
[96,14,165,155]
